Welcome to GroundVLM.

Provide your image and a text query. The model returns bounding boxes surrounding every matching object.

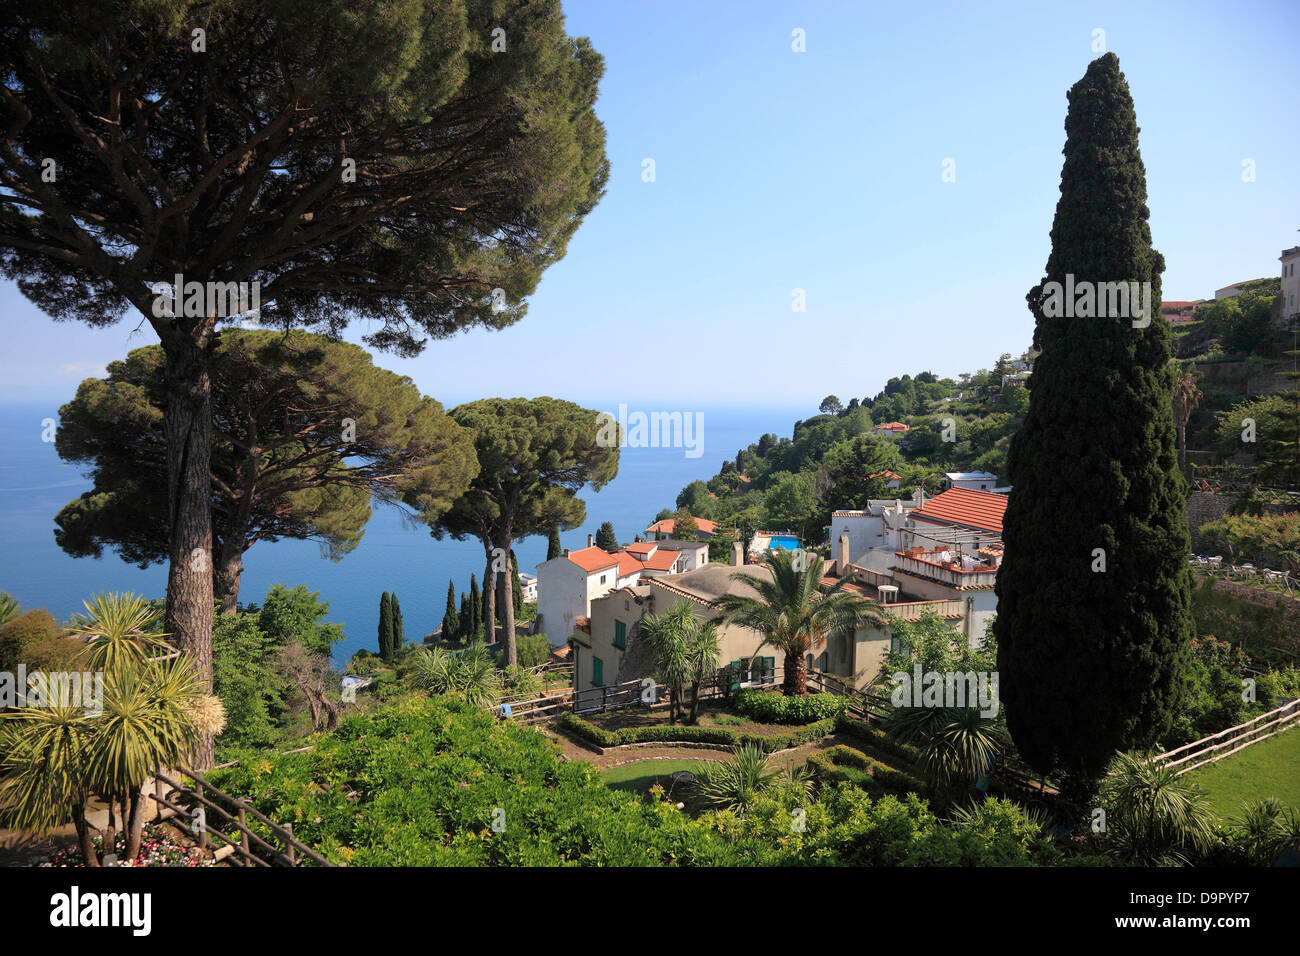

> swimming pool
[768,535,800,550]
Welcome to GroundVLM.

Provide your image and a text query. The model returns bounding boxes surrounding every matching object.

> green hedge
[559,712,837,752]
[558,713,735,748]
[732,689,848,725]
[806,743,927,797]
[740,716,839,754]
[834,714,922,764]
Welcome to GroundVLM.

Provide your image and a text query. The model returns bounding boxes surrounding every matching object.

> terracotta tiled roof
[869,470,902,480]
[912,487,1007,534]
[874,422,909,432]
[642,549,681,572]
[645,517,718,535]
[566,546,619,573]
[624,540,658,556]
[614,552,645,577]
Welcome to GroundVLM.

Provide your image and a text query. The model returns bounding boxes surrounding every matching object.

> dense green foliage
[52,332,477,611]
[732,690,847,724]
[378,592,394,662]
[208,697,1063,866]
[1198,511,1300,569]
[995,54,1192,799]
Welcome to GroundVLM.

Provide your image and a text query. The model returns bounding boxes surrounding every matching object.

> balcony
[882,598,964,620]
[893,548,998,589]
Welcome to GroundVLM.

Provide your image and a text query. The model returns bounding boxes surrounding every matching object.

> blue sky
[1,0,1296,412]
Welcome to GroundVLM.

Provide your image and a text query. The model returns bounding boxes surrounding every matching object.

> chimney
[587,533,594,549]
[732,541,744,567]
[837,533,851,576]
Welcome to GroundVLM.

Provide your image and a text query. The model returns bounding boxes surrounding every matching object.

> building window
[614,619,626,650]
[592,656,603,686]
[599,573,608,585]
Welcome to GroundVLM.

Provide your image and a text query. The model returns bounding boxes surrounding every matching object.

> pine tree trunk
[498,536,517,667]
[214,535,245,614]
[161,327,216,770]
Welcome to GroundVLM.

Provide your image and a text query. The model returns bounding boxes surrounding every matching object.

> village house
[1281,246,1300,325]
[942,471,999,492]
[534,534,708,643]
[873,421,910,438]
[644,516,720,539]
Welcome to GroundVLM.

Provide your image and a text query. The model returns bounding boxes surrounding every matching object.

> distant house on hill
[873,421,909,438]
[643,516,719,539]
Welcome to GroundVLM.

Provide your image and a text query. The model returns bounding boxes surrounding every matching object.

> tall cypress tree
[511,551,524,615]
[391,594,404,654]
[378,591,394,661]
[547,524,562,561]
[442,581,460,644]
[995,53,1192,804]
[468,575,481,637]
[458,592,471,641]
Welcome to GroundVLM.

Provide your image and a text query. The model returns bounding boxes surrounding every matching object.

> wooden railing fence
[1148,698,1300,776]
[149,765,335,867]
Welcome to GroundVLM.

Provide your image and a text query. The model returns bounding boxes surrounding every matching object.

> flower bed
[806,743,928,797]
[40,824,215,868]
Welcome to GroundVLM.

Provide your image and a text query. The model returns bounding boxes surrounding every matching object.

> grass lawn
[1189,726,1300,821]
[600,760,713,794]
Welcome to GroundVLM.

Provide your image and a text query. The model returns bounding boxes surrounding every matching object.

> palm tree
[640,604,694,723]
[1172,365,1202,473]
[713,549,888,695]
[1099,752,1217,865]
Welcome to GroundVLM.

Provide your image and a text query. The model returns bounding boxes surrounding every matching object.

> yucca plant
[0,591,20,627]
[639,603,697,723]
[409,644,501,709]
[1099,751,1218,865]
[1230,798,1300,866]
[885,705,1008,808]
[71,592,172,670]
[693,744,779,814]
[0,695,97,861]
[0,642,208,865]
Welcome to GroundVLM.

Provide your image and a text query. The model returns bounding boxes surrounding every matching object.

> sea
[0,401,804,666]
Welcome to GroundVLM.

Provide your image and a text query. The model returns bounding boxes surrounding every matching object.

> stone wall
[1191,573,1300,660]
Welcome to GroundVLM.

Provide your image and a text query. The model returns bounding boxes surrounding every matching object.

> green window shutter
[592,656,603,686]
[763,656,775,685]
[614,619,626,649]
[728,659,742,691]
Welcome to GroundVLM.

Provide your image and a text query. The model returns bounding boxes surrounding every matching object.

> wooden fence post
[194,780,208,850]
[285,822,295,866]
[238,807,250,864]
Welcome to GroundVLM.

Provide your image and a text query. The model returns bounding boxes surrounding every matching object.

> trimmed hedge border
[557,712,839,755]
[834,714,922,765]
[806,743,928,797]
